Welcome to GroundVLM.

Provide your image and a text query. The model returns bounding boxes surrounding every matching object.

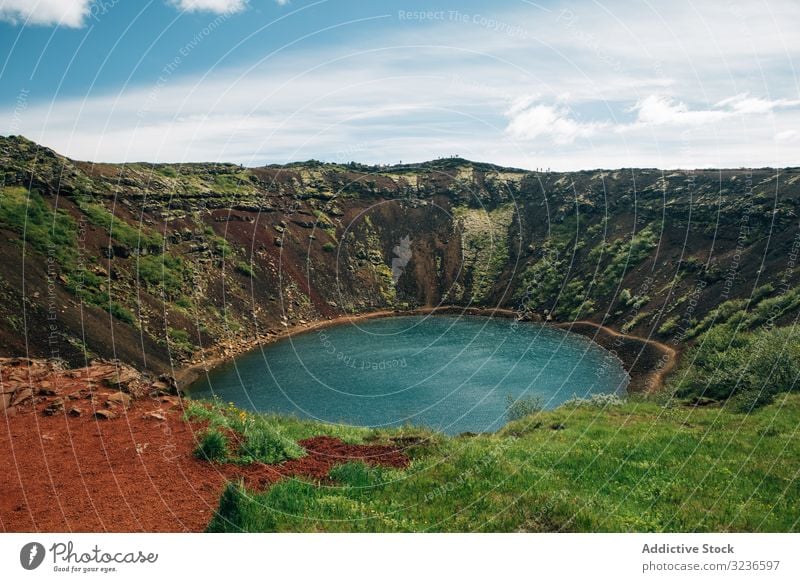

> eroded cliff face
[2,134,800,374]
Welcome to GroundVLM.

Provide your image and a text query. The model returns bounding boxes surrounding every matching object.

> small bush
[732,388,775,414]
[167,327,194,353]
[672,323,800,410]
[207,481,250,532]
[108,301,135,324]
[194,428,229,462]
[505,394,543,422]
[658,316,678,335]
[239,425,305,464]
[236,261,254,277]
[322,242,336,252]
[136,254,187,298]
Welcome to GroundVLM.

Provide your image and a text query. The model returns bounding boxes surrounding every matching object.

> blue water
[189,315,629,435]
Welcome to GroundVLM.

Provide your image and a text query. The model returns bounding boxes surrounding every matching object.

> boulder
[103,367,140,389]
[68,407,83,417]
[142,410,166,421]
[94,409,116,420]
[159,396,181,407]
[156,374,179,394]
[10,388,33,406]
[43,399,65,416]
[106,392,132,407]
[112,244,131,258]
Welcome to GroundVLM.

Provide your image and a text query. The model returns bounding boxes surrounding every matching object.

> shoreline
[176,305,677,395]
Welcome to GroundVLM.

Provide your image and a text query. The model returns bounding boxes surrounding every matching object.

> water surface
[190,315,629,434]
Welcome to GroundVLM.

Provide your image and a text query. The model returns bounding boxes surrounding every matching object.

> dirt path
[555,320,678,393]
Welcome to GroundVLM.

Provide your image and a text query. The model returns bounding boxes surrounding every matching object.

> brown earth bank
[553,321,677,393]
[0,358,408,532]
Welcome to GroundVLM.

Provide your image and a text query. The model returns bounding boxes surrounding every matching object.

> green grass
[0,186,78,268]
[185,399,306,465]
[590,226,658,295]
[204,394,800,532]
[194,428,229,462]
[0,187,136,320]
[136,254,188,299]
[235,261,254,277]
[108,301,135,324]
[75,196,163,251]
[167,326,195,353]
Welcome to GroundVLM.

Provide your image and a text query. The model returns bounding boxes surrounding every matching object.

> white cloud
[168,0,248,14]
[775,130,799,143]
[716,94,800,115]
[629,96,730,127]
[505,98,606,144]
[623,94,800,130]
[0,0,91,27]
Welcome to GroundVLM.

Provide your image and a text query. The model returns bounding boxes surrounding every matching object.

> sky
[0,0,798,170]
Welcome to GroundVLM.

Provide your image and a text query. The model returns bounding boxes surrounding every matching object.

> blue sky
[1,0,799,169]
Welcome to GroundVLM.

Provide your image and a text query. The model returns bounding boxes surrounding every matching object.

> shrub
[207,481,250,532]
[167,327,194,354]
[672,324,800,410]
[322,242,336,252]
[732,388,775,414]
[658,316,679,335]
[505,394,543,422]
[239,425,305,464]
[194,428,229,462]
[136,254,187,298]
[236,261,254,277]
[108,301,135,324]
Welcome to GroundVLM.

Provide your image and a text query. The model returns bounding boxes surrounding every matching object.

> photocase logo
[391,235,413,285]
[20,542,46,570]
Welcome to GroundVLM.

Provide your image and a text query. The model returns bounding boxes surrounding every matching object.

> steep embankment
[1,135,800,387]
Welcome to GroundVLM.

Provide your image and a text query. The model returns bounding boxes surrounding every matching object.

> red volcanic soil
[0,360,408,533]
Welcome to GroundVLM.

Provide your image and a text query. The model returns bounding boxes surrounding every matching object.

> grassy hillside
[3,135,800,379]
[202,392,800,532]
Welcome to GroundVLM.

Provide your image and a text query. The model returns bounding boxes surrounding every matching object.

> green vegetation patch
[185,399,305,465]
[75,195,163,251]
[136,253,189,299]
[0,186,78,267]
[0,187,136,322]
[671,323,800,411]
[205,394,800,532]
[453,204,514,303]
[589,226,658,295]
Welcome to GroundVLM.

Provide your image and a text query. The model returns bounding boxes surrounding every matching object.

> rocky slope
[2,134,799,380]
